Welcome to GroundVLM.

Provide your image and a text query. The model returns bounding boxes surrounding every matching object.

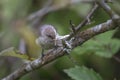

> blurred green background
[0,0,120,80]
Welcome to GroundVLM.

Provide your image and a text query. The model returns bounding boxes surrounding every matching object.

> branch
[68,0,112,4]
[67,3,99,40]
[71,19,118,48]
[27,0,54,27]
[27,0,114,28]
[2,17,120,80]
[95,0,120,22]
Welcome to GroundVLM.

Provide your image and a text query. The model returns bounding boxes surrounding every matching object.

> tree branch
[27,0,54,27]
[95,0,120,22]
[2,17,120,80]
[67,3,99,40]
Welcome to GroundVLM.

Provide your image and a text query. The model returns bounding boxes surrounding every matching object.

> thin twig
[67,0,114,40]
[95,0,119,21]
[69,20,76,35]
[67,3,99,40]
[76,3,99,31]
[27,0,54,27]
[70,0,113,4]
[27,0,53,21]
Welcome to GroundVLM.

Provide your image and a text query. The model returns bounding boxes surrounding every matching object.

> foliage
[64,66,103,80]
[74,31,120,58]
[0,47,32,61]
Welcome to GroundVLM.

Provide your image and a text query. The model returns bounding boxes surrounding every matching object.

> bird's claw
[62,40,72,54]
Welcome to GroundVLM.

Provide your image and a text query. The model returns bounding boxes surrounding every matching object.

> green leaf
[75,31,120,58]
[92,31,120,58]
[95,39,120,58]
[0,47,30,60]
[64,66,103,80]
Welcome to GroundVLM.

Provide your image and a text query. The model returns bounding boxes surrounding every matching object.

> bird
[36,25,69,57]
[36,24,77,65]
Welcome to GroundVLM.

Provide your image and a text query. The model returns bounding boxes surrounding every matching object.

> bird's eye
[47,35,54,39]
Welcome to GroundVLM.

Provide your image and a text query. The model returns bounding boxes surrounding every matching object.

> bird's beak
[53,38,57,46]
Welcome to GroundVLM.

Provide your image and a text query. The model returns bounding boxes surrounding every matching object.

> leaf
[95,39,120,58]
[18,24,41,58]
[0,47,32,60]
[64,66,103,80]
[92,31,120,58]
[75,31,120,58]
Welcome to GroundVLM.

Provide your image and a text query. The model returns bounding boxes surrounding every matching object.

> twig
[76,3,99,31]
[95,0,119,21]
[69,20,76,35]
[27,0,54,27]
[70,0,112,4]
[67,3,99,40]
[27,0,53,21]
[27,0,113,28]
[71,19,118,47]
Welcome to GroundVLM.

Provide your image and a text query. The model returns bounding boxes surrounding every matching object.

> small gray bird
[36,25,69,56]
[36,25,77,64]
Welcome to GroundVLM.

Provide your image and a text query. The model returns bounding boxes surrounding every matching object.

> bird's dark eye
[47,35,54,39]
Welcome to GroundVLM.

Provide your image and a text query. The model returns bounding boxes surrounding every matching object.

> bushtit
[36,25,77,64]
[36,25,69,56]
